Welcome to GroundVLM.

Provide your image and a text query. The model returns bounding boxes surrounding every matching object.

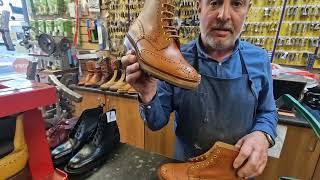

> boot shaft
[188,142,240,179]
[91,113,120,148]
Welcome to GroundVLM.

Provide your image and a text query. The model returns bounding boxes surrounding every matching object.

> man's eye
[210,1,218,7]
[232,1,243,7]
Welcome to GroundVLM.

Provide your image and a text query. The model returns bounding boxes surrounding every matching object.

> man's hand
[121,50,157,103]
[233,131,270,179]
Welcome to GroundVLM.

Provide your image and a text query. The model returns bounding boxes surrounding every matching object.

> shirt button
[147,105,151,109]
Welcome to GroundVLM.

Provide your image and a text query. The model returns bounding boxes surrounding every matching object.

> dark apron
[175,44,258,161]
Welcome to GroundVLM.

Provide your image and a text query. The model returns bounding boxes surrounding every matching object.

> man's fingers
[233,142,253,169]
[237,149,260,178]
[121,54,138,68]
[126,70,143,84]
[235,137,245,149]
[126,62,140,75]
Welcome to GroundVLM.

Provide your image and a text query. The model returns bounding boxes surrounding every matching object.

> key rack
[99,0,319,69]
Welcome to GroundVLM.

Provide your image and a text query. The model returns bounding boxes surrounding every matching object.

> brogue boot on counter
[51,106,103,166]
[124,0,201,90]
[78,61,95,86]
[85,66,102,87]
[158,142,242,180]
[65,112,120,174]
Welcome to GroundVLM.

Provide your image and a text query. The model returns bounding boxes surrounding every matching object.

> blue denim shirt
[139,37,278,142]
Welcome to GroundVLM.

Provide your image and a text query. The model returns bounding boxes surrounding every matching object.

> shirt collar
[195,36,240,62]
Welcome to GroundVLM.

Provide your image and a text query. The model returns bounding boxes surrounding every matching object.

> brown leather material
[109,72,126,91]
[78,61,95,86]
[158,142,242,180]
[100,70,122,90]
[97,58,113,87]
[85,67,102,87]
[126,0,201,90]
[127,87,138,94]
[117,83,132,93]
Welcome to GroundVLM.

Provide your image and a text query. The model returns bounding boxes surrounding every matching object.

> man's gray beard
[205,35,235,50]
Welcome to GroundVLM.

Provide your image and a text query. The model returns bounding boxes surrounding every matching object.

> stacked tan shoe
[78,60,95,86]
[158,142,242,180]
[84,66,102,87]
[125,0,201,90]
[100,70,121,90]
[93,58,113,88]
[127,87,138,94]
[117,83,132,93]
[109,71,126,91]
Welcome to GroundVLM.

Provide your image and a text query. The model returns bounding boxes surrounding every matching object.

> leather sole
[124,35,199,90]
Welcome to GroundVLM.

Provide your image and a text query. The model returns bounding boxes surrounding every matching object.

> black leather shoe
[64,111,120,174]
[51,106,103,166]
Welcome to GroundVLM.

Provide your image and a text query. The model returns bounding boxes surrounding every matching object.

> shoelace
[92,118,107,146]
[161,2,179,40]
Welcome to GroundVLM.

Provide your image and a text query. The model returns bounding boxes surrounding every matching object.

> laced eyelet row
[161,2,179,40]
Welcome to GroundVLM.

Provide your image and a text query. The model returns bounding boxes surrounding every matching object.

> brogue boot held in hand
[51,106,103,166]
[158,141,242,180]
[85,67,102,87]
[65,112,120,174]
[124,0,201,90]
[78,61,95,86]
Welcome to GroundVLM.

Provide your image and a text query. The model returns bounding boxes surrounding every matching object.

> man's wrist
[261,131,275,148]
[138,92,157,105]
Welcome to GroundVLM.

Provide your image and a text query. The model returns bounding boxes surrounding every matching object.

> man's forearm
[139,93,171,131]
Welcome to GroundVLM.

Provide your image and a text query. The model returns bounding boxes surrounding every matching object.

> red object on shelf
[0,78,68,180]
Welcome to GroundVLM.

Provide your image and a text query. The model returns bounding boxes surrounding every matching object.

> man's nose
[217,3,231,21]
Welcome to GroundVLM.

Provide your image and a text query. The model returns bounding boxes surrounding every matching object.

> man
[122,0,278,178]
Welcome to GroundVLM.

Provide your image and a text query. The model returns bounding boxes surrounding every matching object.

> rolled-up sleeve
[139,80,174,131]
[251,59,278,141]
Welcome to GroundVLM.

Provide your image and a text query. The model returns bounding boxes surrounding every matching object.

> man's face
[198,0,250,50]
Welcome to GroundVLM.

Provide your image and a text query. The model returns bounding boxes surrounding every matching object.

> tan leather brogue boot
[85,66,102,87]
[125,0,201,90]
[78,60,95,86]
[158,142,242,180]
